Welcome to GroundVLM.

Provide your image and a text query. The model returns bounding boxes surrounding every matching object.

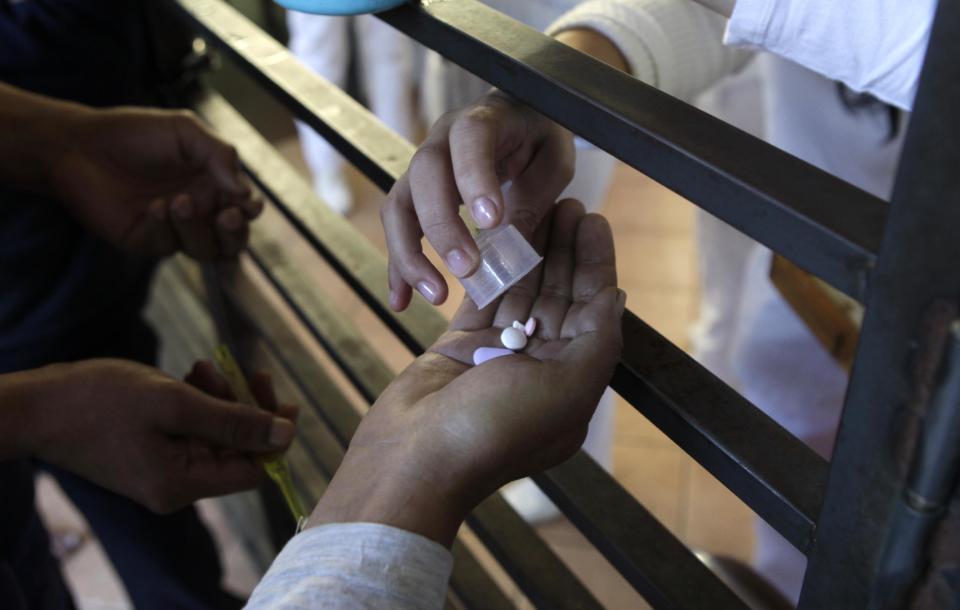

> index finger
[408,135,481,279]
[448,95,527,230]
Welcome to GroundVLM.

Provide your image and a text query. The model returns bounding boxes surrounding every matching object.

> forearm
[554,28,629,73]
[548,0,750,102]
[0,366,60,460]
[0,81,91,195]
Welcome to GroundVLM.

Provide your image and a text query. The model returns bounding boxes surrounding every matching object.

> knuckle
[459,105,499,130]
[420,216,459,235]
[396,256,426,281]
[539,281,570,300]
[409,143,447,174]
[222,411,243,448]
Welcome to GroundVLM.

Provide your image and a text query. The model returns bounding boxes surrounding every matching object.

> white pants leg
[561,141,618,470]
[732,247,847,604]
[286,12,350,181]
[690,213,757,386]
[688,58,766,387]
[355,14,416,141]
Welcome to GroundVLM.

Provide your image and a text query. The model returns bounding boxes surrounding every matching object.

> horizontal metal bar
[536,452,748,609]
[378,0,885,301]
[174,0,410,192]
[615,312,828,551]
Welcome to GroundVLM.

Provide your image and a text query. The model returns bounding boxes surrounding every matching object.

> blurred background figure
[287,11,416,215]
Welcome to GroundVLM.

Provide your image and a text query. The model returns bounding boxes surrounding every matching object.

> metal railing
[159,0,960,607]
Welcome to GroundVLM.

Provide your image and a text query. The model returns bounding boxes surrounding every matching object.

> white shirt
[245,523,453,609]
[725,0,937,110]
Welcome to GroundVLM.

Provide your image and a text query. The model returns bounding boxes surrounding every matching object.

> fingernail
[416,281,438,303]
[470,196,498,228]
[269,418,295,448]
[445,249,474,277]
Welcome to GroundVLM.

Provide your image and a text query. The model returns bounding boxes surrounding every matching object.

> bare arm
[0,81,86,194]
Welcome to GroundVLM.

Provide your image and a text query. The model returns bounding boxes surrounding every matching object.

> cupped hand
[31,359,296,513]
[381,91,574,310]
[312,199,624,545]
[52,108,262,260]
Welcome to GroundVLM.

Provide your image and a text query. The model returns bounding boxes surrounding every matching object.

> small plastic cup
[460,224,543,310]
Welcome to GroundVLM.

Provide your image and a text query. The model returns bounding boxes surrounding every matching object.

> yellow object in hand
[214,345,308,525]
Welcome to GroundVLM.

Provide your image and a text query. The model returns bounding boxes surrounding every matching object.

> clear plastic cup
[460,224,543,309]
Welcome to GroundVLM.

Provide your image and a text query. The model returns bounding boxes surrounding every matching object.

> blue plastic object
[275,0,407,15]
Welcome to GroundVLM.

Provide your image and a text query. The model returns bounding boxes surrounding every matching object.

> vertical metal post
[800,1,960,607]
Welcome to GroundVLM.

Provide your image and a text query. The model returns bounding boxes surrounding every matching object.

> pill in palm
[500,326,527,350]
[473,347,514,365]
[524,317,536,337]
[512,320,525,331]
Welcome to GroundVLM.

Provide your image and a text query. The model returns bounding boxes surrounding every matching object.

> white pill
[500,326,528,350]
[512,320,525,331]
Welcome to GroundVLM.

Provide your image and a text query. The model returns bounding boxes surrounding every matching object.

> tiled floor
[36,139,756,608]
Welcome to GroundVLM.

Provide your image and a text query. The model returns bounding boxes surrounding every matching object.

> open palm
[353,199,625,510]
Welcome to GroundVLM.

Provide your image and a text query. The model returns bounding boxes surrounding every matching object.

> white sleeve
[245,523,454,610]
[724,0,937,110]
[546,0,751,102]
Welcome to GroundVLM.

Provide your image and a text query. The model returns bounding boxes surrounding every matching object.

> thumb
[168,390,296,452]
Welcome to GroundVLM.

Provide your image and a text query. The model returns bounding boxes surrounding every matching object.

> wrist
[0,82,94,194]
[307,443,470,547]
[0,363,76,460]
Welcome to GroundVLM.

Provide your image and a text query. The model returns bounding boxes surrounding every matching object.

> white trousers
[688,58,844,604]
[286,11,416,179]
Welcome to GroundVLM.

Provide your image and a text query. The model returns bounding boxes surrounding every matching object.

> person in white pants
[287,11,416,214]
[726,54,906,602]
